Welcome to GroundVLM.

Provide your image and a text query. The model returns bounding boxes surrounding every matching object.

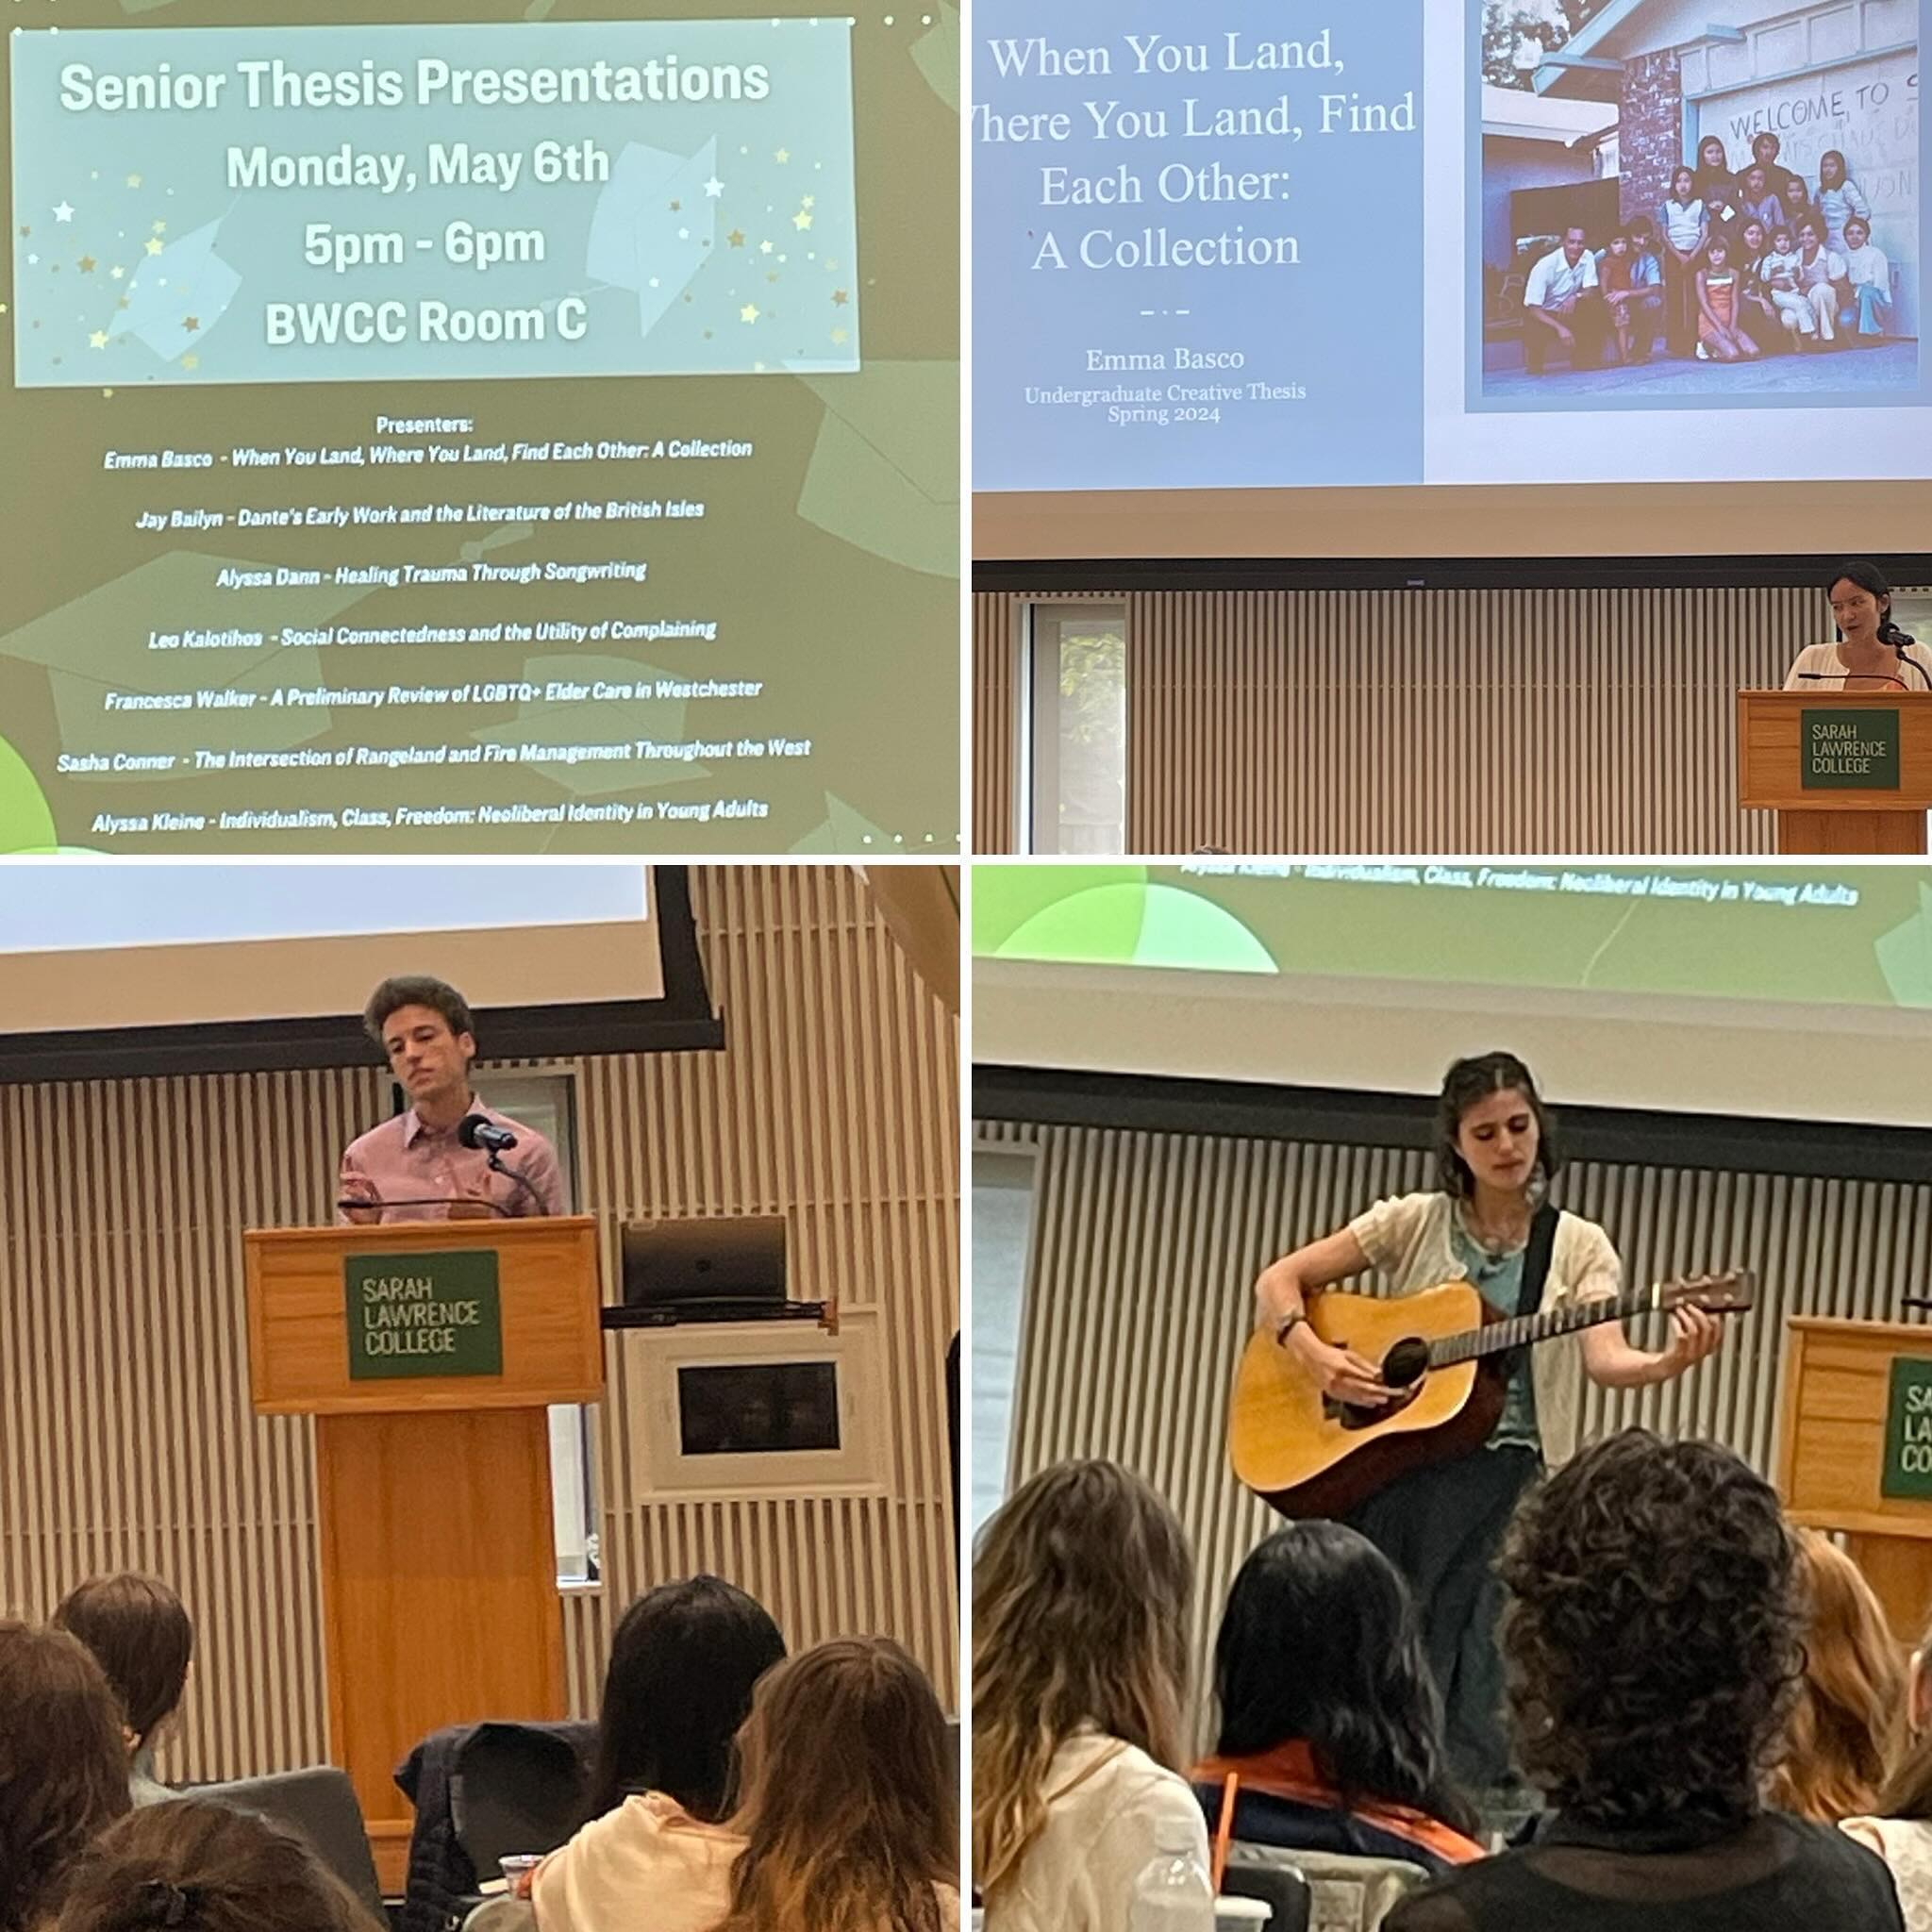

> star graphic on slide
[792,210,813,231]
[704,176,724,198]
[774,148,790,163]
[759,241,774,255]
[803,195,815,208]
[832,289,848,306]
[77,255,95,273]
[110,266,124,280]
[831,326,848,344]
[152,220,167,234]
[183,315,199,332]
[727,229,745,247]
[89,330,107,349]
[740,303,759,323]
[144,238,163,256]
[54,202,75,223]
[668,199,680,212]
[182,354,199,370]
[16,226,27,240]
[126,174,142,188]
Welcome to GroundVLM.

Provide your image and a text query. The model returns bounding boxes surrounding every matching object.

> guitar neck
[1426,1284,1666,1368]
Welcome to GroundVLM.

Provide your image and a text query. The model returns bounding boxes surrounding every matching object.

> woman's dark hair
[53,1575,193,1748]
[1433,1051,1557,1199]
[48,1801,377,1932]
[1829,560,1895,634]
[1498,1429,1803,1833]
[1214,1524,1476,1835]
[585,1576,785,1823]
[0,1622,131,1932]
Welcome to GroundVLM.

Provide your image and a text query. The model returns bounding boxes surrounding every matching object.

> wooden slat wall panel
[0,866,960,1787]
[973,598,1018,856]
[972,586,1932,854]
[974,1116,1931,1736]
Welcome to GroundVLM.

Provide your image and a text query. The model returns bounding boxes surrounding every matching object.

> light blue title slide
[9,20,858,388]
[0,863,647,952]
[972,1,1424,491]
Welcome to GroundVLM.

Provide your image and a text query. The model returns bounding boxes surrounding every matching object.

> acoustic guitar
[1227,1270,1755,1520]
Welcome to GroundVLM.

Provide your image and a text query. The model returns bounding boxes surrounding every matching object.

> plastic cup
[499,1855,542,1897]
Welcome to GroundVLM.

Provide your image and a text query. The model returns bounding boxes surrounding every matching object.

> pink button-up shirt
[337,1096,567,1223]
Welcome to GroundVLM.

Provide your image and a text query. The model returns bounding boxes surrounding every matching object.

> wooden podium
[243,1216,604,1893]
[1738,690,1932,853]
[1778,1316,1932,1643]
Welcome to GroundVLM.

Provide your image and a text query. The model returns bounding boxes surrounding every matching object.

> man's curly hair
[1499,1429,1804,1832]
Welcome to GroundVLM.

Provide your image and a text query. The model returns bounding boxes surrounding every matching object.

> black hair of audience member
[53,1574,194,1751]
[1214,1522,1479,1835]
[1497,1429,1802,1833]
[0,1621,131,1932]
[48,1798,376,1932]
[584,1575,787,1824]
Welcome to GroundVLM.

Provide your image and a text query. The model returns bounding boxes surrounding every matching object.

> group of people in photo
[1524,130,1896,373]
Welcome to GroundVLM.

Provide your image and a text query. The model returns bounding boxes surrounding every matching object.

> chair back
[192,1765,385,1918]
[1228,1843,1429,1932]
[451,1721,595,1877]
[1221,1848,1312,1932]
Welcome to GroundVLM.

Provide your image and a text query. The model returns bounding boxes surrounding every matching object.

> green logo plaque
[1881,1357,1932,1501]
[343,1250,503,1380]
[1802,708,1901,790]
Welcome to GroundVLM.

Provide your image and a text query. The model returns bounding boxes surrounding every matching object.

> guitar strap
[1518,1202,1560,1321]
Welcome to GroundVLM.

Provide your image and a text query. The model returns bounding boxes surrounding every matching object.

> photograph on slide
[1476,0,1922,404]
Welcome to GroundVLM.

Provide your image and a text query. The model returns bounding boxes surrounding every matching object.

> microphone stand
[334,1195,515,1220]
[486,1152,547,1217]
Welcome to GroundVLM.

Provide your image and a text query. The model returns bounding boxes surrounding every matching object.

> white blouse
[1785,641,1932,691]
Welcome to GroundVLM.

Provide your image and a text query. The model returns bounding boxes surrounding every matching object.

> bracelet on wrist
[1274,1311,1307,1349]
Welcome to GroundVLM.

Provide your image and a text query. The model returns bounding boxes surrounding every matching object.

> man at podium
[339,975,566,1224]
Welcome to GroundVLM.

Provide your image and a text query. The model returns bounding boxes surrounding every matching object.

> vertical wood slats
[975,1117,1930,1738]
[972,586,1932,855]
[0,865,961,1785]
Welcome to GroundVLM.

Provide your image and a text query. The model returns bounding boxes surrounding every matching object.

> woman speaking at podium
[1249,1052,1722,1793]
[1786,562,1932,691]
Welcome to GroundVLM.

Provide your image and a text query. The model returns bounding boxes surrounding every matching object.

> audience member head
[586,1575,786,1824]
[1213,1522,1474,1833]
[1498,1429,1801,1835]
[1434,1049,1557,1201]
[53,1574,194,1757]
[721,1638,956,1932]
[0,1621,132,1932]
[1765,1529,1907,1823]
[48,1799,376,1932]
[972,1459,1193,1894]
[1874,1613,1932,1820]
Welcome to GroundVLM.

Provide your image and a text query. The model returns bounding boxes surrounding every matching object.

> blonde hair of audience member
[47,1798,378,1932]
[1767,1530,1908,1822]
[0,1621,131,1932]
[971,1459,1194,1897]
[717,1637,958,1932]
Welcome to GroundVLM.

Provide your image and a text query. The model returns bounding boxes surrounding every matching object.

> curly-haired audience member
[53,1574,195,1808]
[974,1460,1208,1932]
[47,1798,377,1932]
[1768,1530,1908,1823]
[0,1622,132,1932]
[718,1638,958,1932]
[531,1576,786,1932]
[1384,1431,1906,1932]
[1191,1523,1485,1874]
[1844,1610,1932,1931]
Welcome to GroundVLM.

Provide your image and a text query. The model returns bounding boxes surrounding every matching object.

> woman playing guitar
[1251,1051,1723,1793]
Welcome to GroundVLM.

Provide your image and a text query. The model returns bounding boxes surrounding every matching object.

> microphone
[1881,621,1932,691]
[1794,671,1907,691]
[458,1114,518,1153]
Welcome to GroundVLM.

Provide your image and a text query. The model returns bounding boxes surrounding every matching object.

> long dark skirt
[1341,1444,1541,1791]
[1662,252,1700,358]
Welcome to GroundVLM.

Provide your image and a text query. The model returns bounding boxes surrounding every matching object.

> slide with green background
[973,862,1932,1011]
